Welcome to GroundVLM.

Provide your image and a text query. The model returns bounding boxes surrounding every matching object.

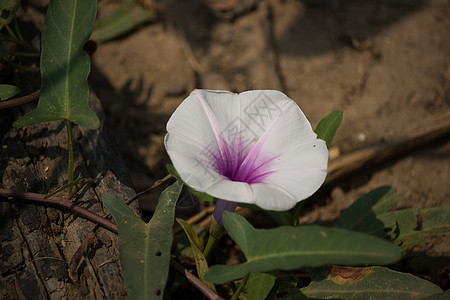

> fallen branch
[325,110,450,185]
[0,90,40,110]
[0,189,117,232]
[0,188,221,300]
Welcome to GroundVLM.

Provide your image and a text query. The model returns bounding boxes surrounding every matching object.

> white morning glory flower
[165,89,328,214]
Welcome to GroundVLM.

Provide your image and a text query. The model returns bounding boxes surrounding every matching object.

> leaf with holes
[299,266,442,299]
[101,180,183,299]
[377,207,450,250]
[13,0,99,129]
[204,212,401,284]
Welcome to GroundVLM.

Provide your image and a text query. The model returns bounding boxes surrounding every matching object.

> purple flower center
[206,135,277,184]
[193,90,280,185]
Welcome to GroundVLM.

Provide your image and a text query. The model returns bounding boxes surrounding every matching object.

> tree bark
[0,92,136,299]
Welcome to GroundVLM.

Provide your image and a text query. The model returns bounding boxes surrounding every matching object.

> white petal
[238,90,292,135]
[254,101,328,202]
[165,89,328,211]
[165,90,233,190]
[251,183,298,211]
[206,180,254,203]
[204,180,297,211]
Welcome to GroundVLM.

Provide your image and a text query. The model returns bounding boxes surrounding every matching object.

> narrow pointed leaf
[174,224,207,257]
[176,218,216,292]
[176,218,203,250]
[314,110,343,148]
[101,179,183,299]
[92,4,153,44]
[13,0,99,129]
[376,207,450,250]
[0,84,20,100]
[300,266,442,299]
[247,272,277,300]
[204,212,401,284]
[336,186,402,230]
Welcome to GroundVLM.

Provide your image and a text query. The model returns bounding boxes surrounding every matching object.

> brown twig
[0,188,221,300]
[0,189,117,232]
[170,259,225,300]
[126,174,172,204]
[0,90,40,110]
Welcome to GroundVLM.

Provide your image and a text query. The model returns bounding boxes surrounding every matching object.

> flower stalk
[231,273,249,300]
[65,119,74,193]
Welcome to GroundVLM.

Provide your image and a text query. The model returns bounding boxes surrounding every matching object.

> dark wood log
[0,91,137,299]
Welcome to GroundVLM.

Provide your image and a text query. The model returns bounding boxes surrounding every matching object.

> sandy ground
[90,0,450,291]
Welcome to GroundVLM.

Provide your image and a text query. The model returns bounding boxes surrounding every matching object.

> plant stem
[4,24,18,40]
[65,119,74,192]
[203,234,216,258]
[0,58,39,72]
[0,35,38,53]
[11,51,40,57]
[13,16,24,41]
[293,201,305,226]
[231,273,249,300]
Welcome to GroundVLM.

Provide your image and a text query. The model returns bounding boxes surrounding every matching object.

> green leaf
[421,290,450,300]
[314,111,343,148]
[92,4,153,44]
[336,186,402,230]
[247,272,277,300]
[0,84,20,100]
[263,210,292,226]
[0,0,20,28]
[176,218,217,292]
[13,0,99,129]
[268,275,301,300]
[176,218,203,251]
[101,179,183,299]
[166,163,179,178]
[174,224,206,257]
[204,212,401,284]
[300,266,442,299]
[166,163,214,202]
[377,207,450,250]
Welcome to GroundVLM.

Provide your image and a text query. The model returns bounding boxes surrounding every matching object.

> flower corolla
[165,89,328,211]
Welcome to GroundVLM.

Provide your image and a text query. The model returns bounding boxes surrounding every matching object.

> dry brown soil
[89,0,450,292]
[2,0,448,297]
